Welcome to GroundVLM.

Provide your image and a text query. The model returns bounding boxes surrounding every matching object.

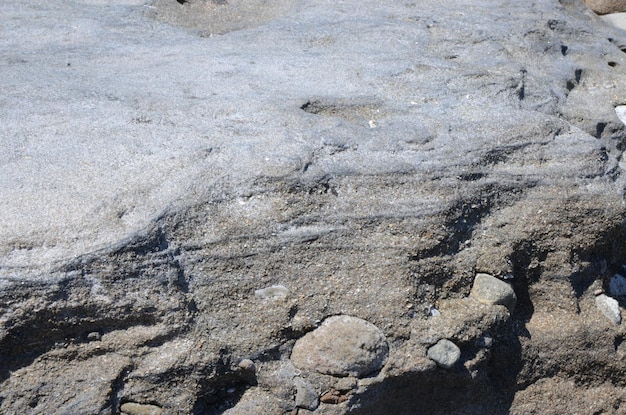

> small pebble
[120,402,163,415]
[427,339,461,369]
[429,306,441,317]
[320,388,348,404]
[238,359,256,372]
[596,294,621,325]
[87,332,101,342]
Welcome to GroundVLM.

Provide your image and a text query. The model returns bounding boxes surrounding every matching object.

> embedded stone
[290,315,388,378]
[427,339,461,369]
[595,294,621,325]
[470,273,517,312]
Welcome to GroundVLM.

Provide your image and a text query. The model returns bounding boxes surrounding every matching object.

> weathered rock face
[2,0,626,414]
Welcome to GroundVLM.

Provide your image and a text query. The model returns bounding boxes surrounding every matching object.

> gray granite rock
[469,273,517,312]
[290,315,388,378]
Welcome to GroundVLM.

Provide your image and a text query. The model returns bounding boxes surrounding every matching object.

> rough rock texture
[584,0,626,15]
[2,0,626,414]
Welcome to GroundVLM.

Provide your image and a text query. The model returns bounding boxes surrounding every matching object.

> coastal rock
[290,315,389,378]
[2,0,626,414]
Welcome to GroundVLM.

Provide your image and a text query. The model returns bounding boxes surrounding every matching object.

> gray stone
[290,315,389,378]
[595,294,622,325]
[294,377,319,411]
[238,358,256,372]
[427,339,462,369]
[609,273,626,297]
[120,402,163,415]
[469,273,517,312]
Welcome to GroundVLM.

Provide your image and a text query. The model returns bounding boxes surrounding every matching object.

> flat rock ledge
[290,315,389,378]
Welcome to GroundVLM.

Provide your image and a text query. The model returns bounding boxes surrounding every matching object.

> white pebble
[595,294,621,325]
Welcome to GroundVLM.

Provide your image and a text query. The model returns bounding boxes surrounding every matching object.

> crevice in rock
[109,363,134,415]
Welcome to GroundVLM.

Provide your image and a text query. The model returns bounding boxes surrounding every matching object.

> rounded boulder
[290,315,388,378]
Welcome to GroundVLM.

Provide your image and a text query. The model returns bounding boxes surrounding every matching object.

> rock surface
[2,0,626,414]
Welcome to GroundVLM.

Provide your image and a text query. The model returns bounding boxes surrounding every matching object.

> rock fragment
[120,402,163,415]
[427,339,461,369]
[470,273,517,312]
[290,315,388,378]
[595,294,622,325]
[609,273,626,297]
[294,377,319,410]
